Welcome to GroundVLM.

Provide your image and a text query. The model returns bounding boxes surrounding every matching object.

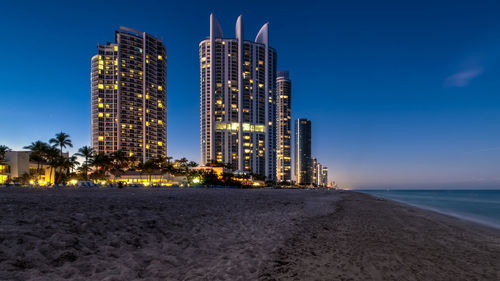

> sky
[1,0,499,188]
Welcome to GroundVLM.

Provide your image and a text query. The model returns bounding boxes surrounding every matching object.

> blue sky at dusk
[1,0,499,188]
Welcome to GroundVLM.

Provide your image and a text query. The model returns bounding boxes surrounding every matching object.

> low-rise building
[0,151,65,185]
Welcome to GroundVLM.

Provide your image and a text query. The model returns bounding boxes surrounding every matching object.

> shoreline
[0,188,498,280]
[357,190,500,230]
[261,191,500,280]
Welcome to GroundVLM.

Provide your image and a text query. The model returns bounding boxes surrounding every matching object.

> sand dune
[0,188,498,280]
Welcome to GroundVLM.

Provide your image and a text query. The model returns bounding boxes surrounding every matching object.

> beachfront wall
[110,172,186,186]
[190,166,228,179]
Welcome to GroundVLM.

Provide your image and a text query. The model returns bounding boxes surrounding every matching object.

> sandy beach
[0,188,498,280]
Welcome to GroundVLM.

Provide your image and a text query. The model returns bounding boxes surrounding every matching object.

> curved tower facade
[200,14,277,180]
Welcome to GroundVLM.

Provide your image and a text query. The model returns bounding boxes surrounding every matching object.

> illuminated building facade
[0,151,68,185]
[199,14,277,180]
[311,157,328,187]
[276,71,292,182]
[295,118,312,185]
[321,166,328,187]
[91,27,167,162]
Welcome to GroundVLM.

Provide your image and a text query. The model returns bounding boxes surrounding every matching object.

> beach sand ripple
[0,188,498,280]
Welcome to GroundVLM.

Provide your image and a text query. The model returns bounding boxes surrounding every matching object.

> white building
[199,14,277,180]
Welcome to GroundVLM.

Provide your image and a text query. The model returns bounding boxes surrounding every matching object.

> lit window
[98,103,103,108]
[242,123,251,132]
[158,55,162,60]
[98,84,104,89]
[114,46,118,51]
[158,86,162,90]
[98,136,104,141]
[215,122,226,130]
[98,113,103,117]
[255,125,265,132]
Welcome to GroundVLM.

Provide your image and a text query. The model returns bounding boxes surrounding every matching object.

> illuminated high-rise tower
[91,27,167,162]
[295,118,312,185]
[276,71,292,182]
[199,14,277,180]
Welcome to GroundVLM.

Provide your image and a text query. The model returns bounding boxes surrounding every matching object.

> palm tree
[175,157,189,175]
[75,146,93,180]
[57,155,79,183]
[66,155,80,175]
[0,145,11,163]
[49,132,73,157]
[45,146,61,184]
[23,141,50,182]
[90,153,113,180]
[109,150,128,180]
[111,150,128,169]
[142,159,159,184]
[165,156,173,165]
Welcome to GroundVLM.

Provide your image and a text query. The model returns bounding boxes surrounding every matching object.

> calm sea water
[358,190,500,229]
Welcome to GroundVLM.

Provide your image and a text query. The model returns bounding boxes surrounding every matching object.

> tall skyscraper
[91,27,167,162]
[276,71,292,182]
[200,14,277,180]
[295,118,312,185]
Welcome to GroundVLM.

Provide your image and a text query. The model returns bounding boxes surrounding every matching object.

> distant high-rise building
[311,158,328,187]
[295,118,312,185]
[310,156,328,187]
[91,27,167,162]
[321,166,328,187]
[199,14,277,180]
[311,157,318,185]
[276,71,292,182]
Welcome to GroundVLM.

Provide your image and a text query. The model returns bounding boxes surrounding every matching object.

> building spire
[235,15,243,41]
[210,13,223,39]
[255,22,269,45]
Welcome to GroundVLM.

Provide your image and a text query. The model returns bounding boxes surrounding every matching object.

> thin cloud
[444,68,483,87]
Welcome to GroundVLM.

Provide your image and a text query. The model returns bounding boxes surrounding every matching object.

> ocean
[358,190,500,229]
